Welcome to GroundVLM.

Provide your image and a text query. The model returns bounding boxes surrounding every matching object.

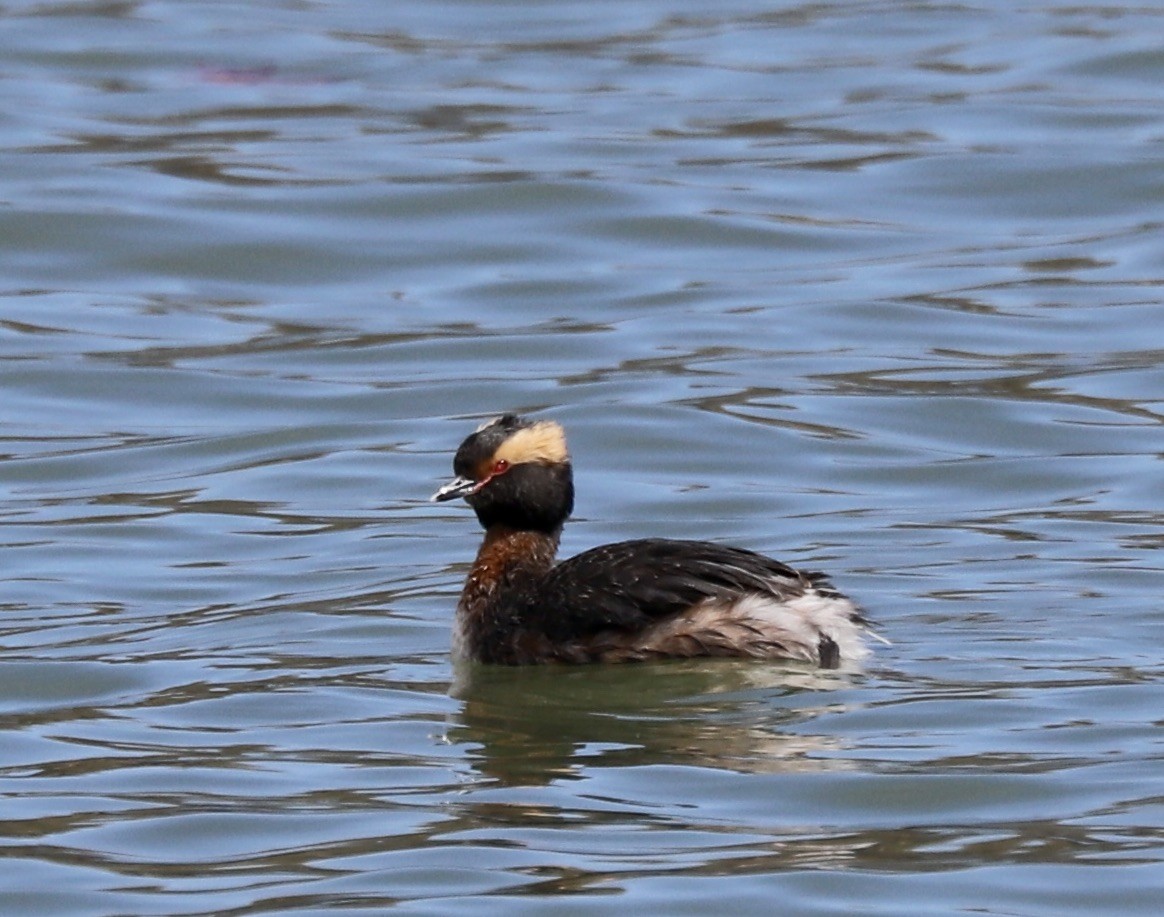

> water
[2,1,1162,914]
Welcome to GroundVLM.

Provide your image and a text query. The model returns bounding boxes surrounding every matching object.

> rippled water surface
[2,1,1162,914]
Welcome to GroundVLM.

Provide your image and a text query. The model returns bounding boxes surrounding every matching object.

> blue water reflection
[1,1,1162,914]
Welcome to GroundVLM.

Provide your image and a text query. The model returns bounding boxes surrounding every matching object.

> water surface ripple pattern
[1,1,1162,915]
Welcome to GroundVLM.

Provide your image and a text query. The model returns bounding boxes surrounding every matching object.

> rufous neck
[453,526,562,663]
[474,525,560,576]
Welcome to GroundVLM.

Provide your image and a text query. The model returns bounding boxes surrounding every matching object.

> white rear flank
[633,587,872,667]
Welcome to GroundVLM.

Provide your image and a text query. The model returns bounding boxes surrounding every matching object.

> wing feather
[522,538,840,643]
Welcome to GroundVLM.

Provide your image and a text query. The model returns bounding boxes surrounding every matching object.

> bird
[431,413,877,667]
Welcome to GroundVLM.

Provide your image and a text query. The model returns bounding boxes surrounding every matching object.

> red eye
[493,459,509,474]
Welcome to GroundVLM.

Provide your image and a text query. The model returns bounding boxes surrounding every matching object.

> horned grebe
[432,414,875,667]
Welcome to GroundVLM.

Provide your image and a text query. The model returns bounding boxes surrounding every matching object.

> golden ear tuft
[494,420,569,466]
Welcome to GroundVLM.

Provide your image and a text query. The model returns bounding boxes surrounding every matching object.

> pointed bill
[431,475,478,502]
